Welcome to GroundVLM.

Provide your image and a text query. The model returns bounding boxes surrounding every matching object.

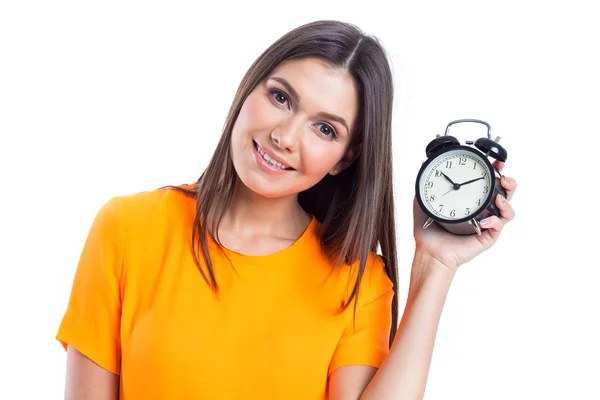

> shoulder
[108,183,196,226]
[340,251,394,306]
[362,252,394,295]
[91,183,196,245]
[365,252,392,285]
[117,182,195,215]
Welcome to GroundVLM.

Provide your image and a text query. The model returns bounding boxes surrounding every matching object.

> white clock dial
[418,149,493,221]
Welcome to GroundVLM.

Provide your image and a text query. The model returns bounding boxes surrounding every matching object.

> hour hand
[440,172,456,185]
[459,176,485,186]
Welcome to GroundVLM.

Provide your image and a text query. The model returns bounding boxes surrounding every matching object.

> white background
[1,0,598,398]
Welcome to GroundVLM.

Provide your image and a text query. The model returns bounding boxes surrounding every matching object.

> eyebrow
[269,76,350,134]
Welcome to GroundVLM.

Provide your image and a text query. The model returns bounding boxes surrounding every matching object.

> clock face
[417,147,494,222]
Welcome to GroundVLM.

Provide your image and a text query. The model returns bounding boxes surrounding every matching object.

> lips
[253,140,294,170]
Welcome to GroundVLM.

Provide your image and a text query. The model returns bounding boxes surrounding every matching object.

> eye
[268,89,290,108]
[316,123,338,140]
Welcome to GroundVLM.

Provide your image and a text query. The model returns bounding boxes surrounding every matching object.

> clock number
[435,170,442,177]
[477,199,482,206]
[427,181,433,188]
[438,205,444,212]
[450,210,456,217]
[459,157,466,166]
[481,171,486,177]
[465,208,470,215]
[483,186,489,194]
[446,161,452,169]
[473,161,477,169]
[429,194,435,202]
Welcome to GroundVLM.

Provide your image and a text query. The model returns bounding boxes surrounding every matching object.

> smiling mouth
[253,141,294,170]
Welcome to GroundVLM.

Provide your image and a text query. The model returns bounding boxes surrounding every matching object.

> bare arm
[329,253,454,400]
[65,345,119,400]
[359,253,454,399]
[331,174,517,399]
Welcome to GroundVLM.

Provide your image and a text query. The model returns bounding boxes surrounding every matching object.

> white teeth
[255,142,290,170]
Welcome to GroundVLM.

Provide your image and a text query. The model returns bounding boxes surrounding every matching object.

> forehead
[268,58,358,130]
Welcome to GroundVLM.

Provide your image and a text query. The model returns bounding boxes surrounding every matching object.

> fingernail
[503,176,511,183]
[500,195,506,203]
[480,218,490,226]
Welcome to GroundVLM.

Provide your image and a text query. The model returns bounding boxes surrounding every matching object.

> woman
[57,20,517,399]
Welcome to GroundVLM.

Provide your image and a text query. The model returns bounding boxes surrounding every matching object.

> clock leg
[471,218,482,235]
[423,217,435,229]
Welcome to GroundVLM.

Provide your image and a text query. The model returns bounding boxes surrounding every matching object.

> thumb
[493,160,505,173]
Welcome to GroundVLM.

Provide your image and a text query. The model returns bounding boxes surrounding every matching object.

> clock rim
[415,145,496,224]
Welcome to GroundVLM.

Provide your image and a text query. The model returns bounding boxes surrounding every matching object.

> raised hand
[413,160,517,273]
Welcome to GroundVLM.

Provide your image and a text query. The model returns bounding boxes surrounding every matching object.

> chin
[234,172,295,199]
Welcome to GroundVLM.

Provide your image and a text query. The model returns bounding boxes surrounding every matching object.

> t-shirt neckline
[179,183,319,265]
[212,216,318,265]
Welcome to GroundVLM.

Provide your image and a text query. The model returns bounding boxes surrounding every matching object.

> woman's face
[230,57,359,199]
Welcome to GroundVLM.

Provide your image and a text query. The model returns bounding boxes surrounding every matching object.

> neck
[219,176,311,238]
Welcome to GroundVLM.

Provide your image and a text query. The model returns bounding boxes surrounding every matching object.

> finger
[500,175,517,201]
[493,160,505,173]
[500,176,517,201]
[500,175,517,192]
[495,193,516,222]
[479,215,504,238]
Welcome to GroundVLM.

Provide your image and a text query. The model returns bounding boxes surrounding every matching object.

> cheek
[231,93,263,153]
[299,140,345,176]
[234,91,277,135]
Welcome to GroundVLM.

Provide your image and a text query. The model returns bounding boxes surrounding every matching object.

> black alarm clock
[415,119,508,235]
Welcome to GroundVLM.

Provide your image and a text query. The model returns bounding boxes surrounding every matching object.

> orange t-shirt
[56,184,394,399]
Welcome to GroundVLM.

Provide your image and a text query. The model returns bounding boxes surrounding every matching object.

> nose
[271,117,302,152]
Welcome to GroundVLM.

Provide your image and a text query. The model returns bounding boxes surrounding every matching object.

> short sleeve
[56,197,124,375]
[328,254,394,376]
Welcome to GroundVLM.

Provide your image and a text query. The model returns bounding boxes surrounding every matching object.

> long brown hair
[168,20,398,346]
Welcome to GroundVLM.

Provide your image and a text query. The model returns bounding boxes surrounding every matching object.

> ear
[330,142,362,175]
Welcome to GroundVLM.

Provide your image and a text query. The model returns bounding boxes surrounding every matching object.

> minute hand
[459,176,485,186]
